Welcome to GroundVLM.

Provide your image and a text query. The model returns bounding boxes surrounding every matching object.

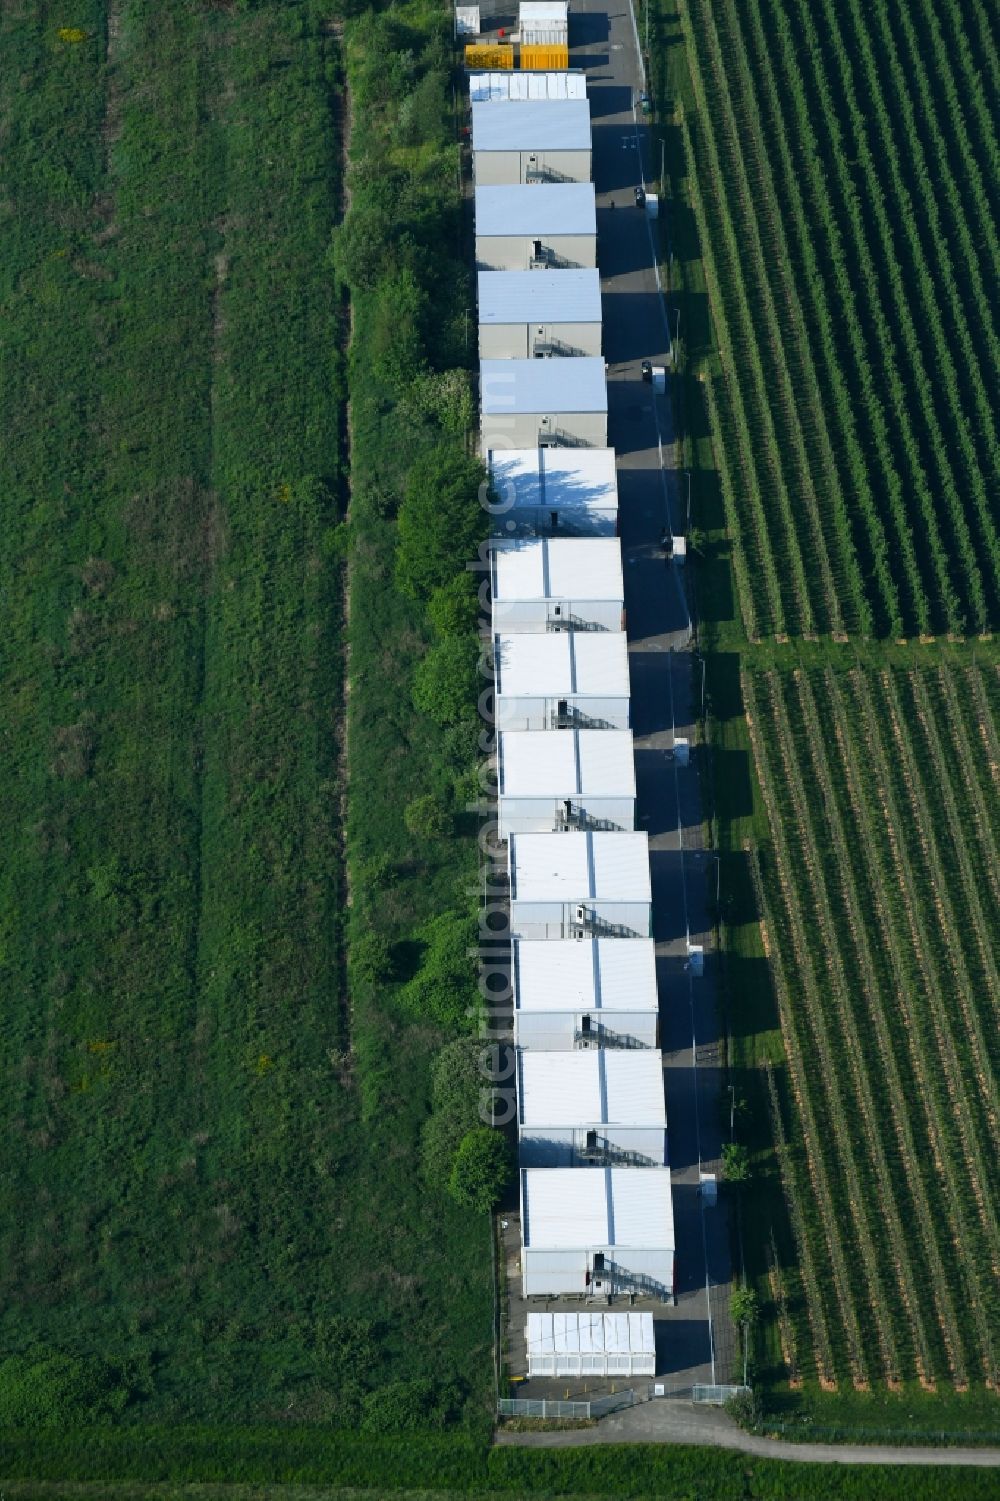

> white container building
[518,1048,667,1167]
[489,447,619,536]
[519,0,569,45]
[508,829,652,940]
[470,72,586,102]
[520,1166,676,1299]
[525,1311,656,1378]
[497,728,635,836]
[478,270,602,360]
[481,358,607,453]
[493,630,630,731]
[472,100,592,186]
[513,936,659,1051]
[475,183,597,271]
[491,536,624,633]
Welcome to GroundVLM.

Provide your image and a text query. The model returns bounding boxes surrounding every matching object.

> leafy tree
[428,573,479,638]
[730,1286,759,1328]
[448,1127,512,1213]
[400,910,480,1030]
[404,791,452,838]
[395,446,486,601]
[722,1141,751,1183]
[412,636,479,727]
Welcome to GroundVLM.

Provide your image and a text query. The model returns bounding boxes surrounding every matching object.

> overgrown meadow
[0,0,492,1438]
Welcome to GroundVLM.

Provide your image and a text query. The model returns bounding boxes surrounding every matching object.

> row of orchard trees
[744,662,1000,1389]
[676,0,1000,641]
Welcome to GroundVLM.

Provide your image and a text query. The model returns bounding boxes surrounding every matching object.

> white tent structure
[470,71,586,101]
[525,1312,656,1377]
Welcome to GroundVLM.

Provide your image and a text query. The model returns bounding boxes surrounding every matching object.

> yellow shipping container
[520,42,569,69]
[465,43,514,69]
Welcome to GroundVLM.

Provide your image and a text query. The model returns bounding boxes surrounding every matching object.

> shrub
[404,792,452,838]
[400,911,480,1031]
[351,930,393,988]
[0,1351,125,1426]
[428,573,479,638]
[395,446,486,601]
[448,1127,511,1213]
[724,1386,763,1430]
[722,1141,751,1183]
[360,1376,462,1433]
[412,637,478,727]
[422,1038,489,1186]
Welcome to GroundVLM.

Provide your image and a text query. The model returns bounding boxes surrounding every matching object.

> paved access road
[496,1398,1000,1466]
[568,0,735,1387]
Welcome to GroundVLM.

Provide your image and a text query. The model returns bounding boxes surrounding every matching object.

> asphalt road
[572,0,735,1387]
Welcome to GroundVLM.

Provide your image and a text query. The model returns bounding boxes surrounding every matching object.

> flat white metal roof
[520,0,568,21]
[472,100,591,153]
[475,183,597,238]
[522,1167,675,1249]
[527,1311,655,1358]
[479,269,601,325]
[489,447,619,516]
[519,1049,666,1127]
[509,830,652,902]
[481,357,607,415]
[470,71,586,102]
[499,728,635,798]
[494,629,629,698]
[514,936,658,1013]
[492,536,623,601]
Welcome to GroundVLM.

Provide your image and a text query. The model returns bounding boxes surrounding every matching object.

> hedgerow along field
[644,0,1000,1433]
[0,0,492,1435]
[664,0,999,643]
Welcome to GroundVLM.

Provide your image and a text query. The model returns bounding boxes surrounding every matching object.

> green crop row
[743,662,1000,1391]
[669,0,1000,637]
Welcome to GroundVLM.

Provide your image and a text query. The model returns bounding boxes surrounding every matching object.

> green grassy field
[0,0,492,1435]
[647,0,1000,1433]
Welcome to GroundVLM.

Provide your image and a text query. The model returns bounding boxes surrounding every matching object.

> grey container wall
[476,233,597,271]
[508,897,652,941]
[492,599,624,633]
[474,147,593,186]
[519,1125,667,1168]
[499,792,635,837]
[481,409,608,454]
[480,320,603,360]
[514,1009,659,1051]
[521,1247,675,1299]
[494,694,631,731]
